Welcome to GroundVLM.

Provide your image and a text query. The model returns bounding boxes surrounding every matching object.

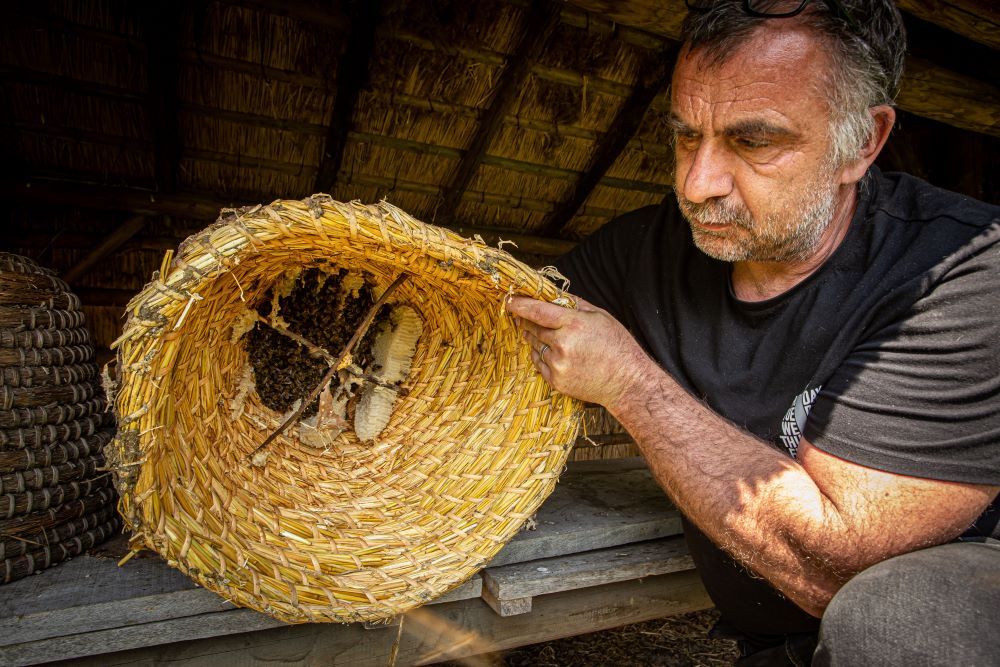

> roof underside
[1,0,998,355]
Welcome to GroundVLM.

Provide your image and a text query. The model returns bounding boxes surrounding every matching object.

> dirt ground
[431,609,739,667]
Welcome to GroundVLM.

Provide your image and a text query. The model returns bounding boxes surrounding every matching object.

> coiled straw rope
[108,197,582,623]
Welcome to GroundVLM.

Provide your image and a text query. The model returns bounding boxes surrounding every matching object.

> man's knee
[814,541,1000,666]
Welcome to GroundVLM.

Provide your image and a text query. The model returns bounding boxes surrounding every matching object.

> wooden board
[0,459,679,664]
[492,458,681,567]
[0,554,481,648]
[51,571,711,667]
[482,536,693,616]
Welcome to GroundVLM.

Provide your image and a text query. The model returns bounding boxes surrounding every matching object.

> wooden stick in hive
[247,272,411,462]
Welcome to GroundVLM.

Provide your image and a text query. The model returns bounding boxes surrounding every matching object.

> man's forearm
[608,362,863,616]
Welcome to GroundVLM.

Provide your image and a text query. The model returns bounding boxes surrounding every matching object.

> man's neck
[731,186,858,302]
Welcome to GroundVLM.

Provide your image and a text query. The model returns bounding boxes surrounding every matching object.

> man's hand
[506,295,654,409]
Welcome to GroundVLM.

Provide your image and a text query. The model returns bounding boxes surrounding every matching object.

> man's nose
[681,142,734,204]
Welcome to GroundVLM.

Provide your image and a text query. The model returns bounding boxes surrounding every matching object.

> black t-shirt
[555,167,1000,635]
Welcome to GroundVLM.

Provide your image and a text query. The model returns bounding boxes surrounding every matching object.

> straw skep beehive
[107,196,583,623]
[0,254,119,585]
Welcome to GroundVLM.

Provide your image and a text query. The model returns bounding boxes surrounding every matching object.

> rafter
[1,180,578,259]
[541,44,679,237]
[140,2,183,194]
[62,216,148,285]
[897,0,1000,50]
[435,0,562,225]
[314,0,383,193]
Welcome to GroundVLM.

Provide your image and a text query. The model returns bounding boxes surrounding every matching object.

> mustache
[677,195,753,229]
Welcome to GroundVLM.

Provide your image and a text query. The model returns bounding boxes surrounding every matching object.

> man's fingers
[518,320,551,347]
[506,296,571,328]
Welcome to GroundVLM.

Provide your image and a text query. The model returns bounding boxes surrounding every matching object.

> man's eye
[674,131,700,148]
[735,137,770,150]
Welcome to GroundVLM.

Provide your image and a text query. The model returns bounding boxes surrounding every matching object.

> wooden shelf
[0,458,699,666]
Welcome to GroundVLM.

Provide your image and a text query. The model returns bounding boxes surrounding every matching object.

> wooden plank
[429,574,482,605]
[1,608,286,666]
[0,460,676,645]
[490,459,681,567]
[41,571,710,667]
[484,536,692,604]
[435,0,562,224]
[560,0,1000,138]
[0,552,212,643]
[481,587,533,617]
[897,56,1000,138]
[61,216,147,285]
[0,553,480,647]
[313,1,382,193]
[0,181,579,259]
[140,1,182,195]
[897,0,1000,50]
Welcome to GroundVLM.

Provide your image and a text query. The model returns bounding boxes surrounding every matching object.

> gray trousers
[734,541,1000,666]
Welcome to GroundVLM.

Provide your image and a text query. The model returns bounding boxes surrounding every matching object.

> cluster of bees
[244,268,389,417]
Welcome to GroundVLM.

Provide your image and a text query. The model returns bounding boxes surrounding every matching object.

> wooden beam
[183,147,317,176]
[347,129,671,193]
[542,44,678,237]
[61,216,148,285]
[897,0,1000,50]
[559,0,687,42]
[74,288,141,308]
[223,0,350,31]
[10,122,151,151]
[0,572,710,666]
[435,0,563,224]
[140,2,183,194]
[4,231,188,253]
[560,0,1000,138]
[481,535,694,616]
[1,180,222,220]
[313,0,383,193]
[897,56,1000,137]
[0,180,580,258]
[0,67,144,102]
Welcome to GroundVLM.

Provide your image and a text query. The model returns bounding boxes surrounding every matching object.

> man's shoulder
[869,169,1000,229]
[859,168,1000,280]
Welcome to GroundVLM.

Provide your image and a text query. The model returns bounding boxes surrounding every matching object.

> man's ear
[839,105,896,185]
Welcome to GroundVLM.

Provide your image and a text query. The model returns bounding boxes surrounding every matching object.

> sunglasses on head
[684,0,860,32]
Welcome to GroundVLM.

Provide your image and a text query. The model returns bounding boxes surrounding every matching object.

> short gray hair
[679,0,906,166]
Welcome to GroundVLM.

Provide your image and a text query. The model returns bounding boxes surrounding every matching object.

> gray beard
[677,185,837,263]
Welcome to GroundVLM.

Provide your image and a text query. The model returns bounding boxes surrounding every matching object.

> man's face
[670,25,844,263]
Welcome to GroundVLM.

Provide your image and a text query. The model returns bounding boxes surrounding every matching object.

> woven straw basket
[0,253,119,585]
[108,196,582,623]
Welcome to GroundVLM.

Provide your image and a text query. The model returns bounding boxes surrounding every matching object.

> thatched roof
[1,0,998,358]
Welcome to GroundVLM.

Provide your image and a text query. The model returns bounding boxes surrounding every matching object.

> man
[507,1,1000,664]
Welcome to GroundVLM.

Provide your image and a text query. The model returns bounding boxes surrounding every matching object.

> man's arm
[508,295,999,617]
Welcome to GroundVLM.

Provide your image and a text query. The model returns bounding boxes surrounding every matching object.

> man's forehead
[671,24,831,116]
[674,23,829,91]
